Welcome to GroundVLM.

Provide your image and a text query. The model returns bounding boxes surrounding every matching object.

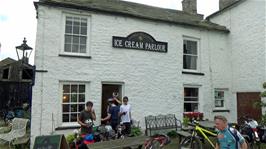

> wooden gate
[237,92,261,122]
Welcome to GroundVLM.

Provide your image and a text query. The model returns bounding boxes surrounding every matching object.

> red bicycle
[143,134,171,149]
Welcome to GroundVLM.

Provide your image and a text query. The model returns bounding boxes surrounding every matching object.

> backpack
[228,127,240,149]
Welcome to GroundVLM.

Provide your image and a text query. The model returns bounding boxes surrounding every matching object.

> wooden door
[237,92,261,123]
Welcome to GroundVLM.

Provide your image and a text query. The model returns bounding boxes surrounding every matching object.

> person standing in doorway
[101,98,120,132]
[119,96,131,136]
[214,115,247,149]
[77,101,96,134]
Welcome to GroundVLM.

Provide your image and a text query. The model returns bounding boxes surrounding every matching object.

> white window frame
[59,81,89,127]
[214,89,227,108]
[184,87,199,112]
[182,36,200,72]
[61,12,91,57]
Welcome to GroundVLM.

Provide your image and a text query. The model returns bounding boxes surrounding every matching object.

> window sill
[212,109,230,112]
[59,54,91,59]
[182,71,204,76]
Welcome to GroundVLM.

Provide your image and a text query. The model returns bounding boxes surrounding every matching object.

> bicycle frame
[191,123,217,148]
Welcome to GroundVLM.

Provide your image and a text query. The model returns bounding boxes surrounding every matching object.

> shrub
[66,134,75,144]
[130,126,142,136]
[183,116,190,127]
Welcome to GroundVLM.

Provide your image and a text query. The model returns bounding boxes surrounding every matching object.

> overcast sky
[0,0,219,64]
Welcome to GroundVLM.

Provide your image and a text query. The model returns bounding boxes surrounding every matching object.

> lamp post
[15,37,33,64]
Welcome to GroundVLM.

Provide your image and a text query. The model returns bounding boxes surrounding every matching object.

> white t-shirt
[120,104,131,123]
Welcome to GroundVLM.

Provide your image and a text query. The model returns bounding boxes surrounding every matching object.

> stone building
[31,0,265,142]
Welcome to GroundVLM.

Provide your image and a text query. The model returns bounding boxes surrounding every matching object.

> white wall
[31,4,231,143]
[210,0,266,93]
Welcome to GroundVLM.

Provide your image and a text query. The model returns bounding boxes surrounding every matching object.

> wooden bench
[87,136,148,149]
[145,114,182,136]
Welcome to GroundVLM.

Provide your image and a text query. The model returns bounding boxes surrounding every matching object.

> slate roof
[0,58,16,67]
[35,0,230,33]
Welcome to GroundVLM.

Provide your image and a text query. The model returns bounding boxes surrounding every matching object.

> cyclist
[214,115,247,149]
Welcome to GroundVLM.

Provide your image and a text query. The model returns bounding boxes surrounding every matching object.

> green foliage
[263,82,266,89]
[261,91,266,98]
[259,114,266,126]
[167,130,178,138]
[183,116,190,127]
[130,126,142,137]
[66,134,75,144]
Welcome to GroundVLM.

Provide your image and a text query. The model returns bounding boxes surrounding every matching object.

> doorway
[101,84,122,123]
[237,92,262,123]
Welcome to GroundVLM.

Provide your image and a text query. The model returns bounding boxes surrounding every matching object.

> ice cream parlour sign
[112,32,168,53]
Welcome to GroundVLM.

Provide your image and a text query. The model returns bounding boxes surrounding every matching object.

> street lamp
[15,37,33,64]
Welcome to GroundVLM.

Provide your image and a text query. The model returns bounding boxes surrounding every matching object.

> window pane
[62,94,70,103]
[184,103,198,112]
[65,35,72,44]
[65,25,72,34]
[63,114,69,122]
[215,100,224,107]
[73,17,80,26]
[80,36,86,45]
[183,55,197,70]
[66,17,73,24]
[72,44,79,53]
[64,44,71,52]
[71,104,77,112]
[73,26,80,34]
[81,18,87,26]
[71,114,78,122]
[71,94,77,102]
[62,104,70,112]
[81,27,87,35]
[184,88,198,97]
[63,85,70,93]
[79,94,85,102]
[184,40,197,55]
[73,36,79,44]
[79,85,85,93]
[71,85,78,93]
[78,104,85,112]
[80,45,86,53]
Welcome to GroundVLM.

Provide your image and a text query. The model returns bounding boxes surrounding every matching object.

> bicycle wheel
[179,136,203,149]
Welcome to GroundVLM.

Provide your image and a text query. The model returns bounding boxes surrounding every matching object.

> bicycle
[179,121,217,149]
[143,134,171,149]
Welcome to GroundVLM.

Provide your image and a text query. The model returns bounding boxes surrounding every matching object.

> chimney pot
[182,0,197,14]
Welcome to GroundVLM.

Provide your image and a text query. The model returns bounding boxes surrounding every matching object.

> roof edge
[206,0,246,20]
[35,0,230,33]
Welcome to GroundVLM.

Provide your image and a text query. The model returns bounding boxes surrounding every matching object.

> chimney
[182,0,197,14]
[219,0,238,10]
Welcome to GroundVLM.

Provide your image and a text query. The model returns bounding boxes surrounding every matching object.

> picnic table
[87,136,148,149]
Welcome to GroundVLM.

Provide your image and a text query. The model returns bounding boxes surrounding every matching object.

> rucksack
[228,127,240,149]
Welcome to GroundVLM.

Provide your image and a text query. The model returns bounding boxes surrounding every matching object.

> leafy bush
[183,116,190,127]
[66,134,75,144]
[130,126,142,137]
[167,130,178,138]
[263,82,266,89]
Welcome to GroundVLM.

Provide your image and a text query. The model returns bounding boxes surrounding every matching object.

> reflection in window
[62,83,86,123]
[184,87,199,112]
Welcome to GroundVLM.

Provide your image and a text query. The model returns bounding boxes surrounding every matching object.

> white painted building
[31,0,265,142]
